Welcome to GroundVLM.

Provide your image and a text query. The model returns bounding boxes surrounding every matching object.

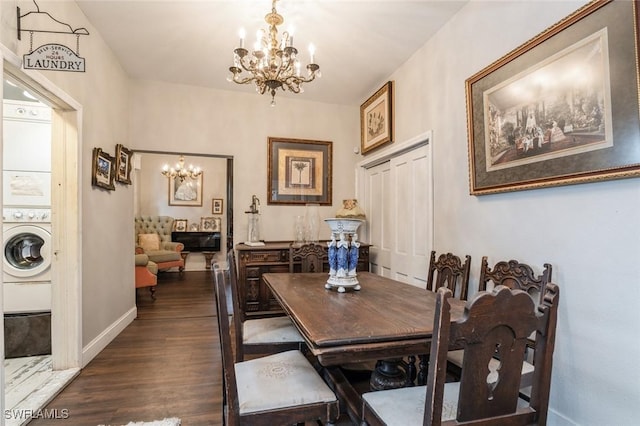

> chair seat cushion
[363,382,529,425]
[145,250,182,263]
[235,349,336,414]
[243,316,305,344]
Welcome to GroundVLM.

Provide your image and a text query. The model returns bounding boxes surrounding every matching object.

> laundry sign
[17,1,90,73]
[23,43,85,72]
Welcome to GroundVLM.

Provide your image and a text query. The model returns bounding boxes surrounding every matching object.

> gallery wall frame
[168,174,203,206]
[91,147,115,191]
[466,0,640,195]
[173,219,188,232]
[115,144,133,184]
[360,81,394,154]
[212,198,223,215]
[267,137,333,205]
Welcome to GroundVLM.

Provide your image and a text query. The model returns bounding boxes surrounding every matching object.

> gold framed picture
[466,1,640,195]
[267,137,332,205]
[115,144,132,185]
[91,148,116,191]
[360,81,394,154]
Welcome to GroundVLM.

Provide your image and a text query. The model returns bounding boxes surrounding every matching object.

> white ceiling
[74,0,467,106]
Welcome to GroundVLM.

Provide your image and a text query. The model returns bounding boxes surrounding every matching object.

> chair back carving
[426,251,472,300]
[479,257,552,304]
[425,283,559,425]
[289,243,327,273]
[212,262,242,424]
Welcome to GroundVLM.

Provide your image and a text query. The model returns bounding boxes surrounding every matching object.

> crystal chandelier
[228,0,320,106]
[161,156,202,182]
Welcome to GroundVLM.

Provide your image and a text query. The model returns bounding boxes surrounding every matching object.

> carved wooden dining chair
[213,264,339,426]
[289,242,328,273]
[221,251,304,362]
[447,257,553,389]
[362,283,559,426]
[426,251,472,300]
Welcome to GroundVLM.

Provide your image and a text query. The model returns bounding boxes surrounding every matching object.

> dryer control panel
[2,208,50,223]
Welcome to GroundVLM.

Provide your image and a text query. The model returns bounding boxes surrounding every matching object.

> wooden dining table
[262,271,467,423]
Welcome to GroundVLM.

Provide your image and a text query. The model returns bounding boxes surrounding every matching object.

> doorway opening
[2,59,82,417]
[133,150,234,270]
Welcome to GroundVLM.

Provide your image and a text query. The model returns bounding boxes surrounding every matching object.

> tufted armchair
[134,216,185,272]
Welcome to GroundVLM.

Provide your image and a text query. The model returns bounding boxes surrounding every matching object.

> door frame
[355,131,434,274]
[1,45,83,380]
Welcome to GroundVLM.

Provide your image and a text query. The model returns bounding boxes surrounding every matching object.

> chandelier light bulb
[160,155,202,182]
[238,28,246,48]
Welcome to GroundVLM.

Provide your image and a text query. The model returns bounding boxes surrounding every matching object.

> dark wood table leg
[369,358,407,390]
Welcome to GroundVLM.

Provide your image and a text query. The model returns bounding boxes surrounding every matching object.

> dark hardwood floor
[30,271,222,426]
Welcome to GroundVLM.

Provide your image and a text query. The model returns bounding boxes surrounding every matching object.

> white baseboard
[81,305,137,367]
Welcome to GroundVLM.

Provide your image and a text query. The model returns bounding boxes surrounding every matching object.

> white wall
[383,1,640,424]
[1,1,134,358]
[128,80,360,244]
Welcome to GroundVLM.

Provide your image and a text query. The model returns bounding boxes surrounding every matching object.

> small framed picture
[115,144,132,185]
[173,219,188,232]
[212,198,224,215]
[200,216,221,232]
[91,148,116,191]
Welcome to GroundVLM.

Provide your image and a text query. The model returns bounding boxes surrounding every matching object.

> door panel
[363,144,431,286]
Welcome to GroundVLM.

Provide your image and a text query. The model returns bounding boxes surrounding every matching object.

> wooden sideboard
[236,241,370,319]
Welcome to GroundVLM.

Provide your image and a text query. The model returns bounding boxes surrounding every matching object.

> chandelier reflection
[161,155,202,182]
[227,0,320,106]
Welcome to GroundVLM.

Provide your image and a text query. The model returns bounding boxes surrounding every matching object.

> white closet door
[364,161,392,277]
[363,143,431,286]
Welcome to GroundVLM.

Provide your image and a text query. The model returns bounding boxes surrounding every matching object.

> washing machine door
[3,225,51,279]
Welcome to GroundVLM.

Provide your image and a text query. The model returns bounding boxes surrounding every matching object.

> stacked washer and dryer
[2,98,52,358]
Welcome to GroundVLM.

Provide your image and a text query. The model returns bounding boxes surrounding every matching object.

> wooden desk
[263,271,466,423]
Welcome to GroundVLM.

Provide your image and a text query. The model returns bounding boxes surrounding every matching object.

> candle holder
[324,218,364,293]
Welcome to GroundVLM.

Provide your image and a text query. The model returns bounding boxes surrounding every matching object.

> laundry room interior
[2,77,54,410]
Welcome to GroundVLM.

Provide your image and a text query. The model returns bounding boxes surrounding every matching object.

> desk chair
[362,283,559,425]
[214,265,339,425]
[448,257,553,389]
[223,251,304,362]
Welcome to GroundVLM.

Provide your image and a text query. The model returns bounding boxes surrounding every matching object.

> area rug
[112,418,181,426]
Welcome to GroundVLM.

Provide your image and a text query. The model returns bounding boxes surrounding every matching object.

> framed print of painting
[267,137,332,205]
[115,144,132,184]
[168,174,203,206]
[360,81,394,154]
[466,0,640,195]
[91,148,116,191]
[212,198,223,215]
